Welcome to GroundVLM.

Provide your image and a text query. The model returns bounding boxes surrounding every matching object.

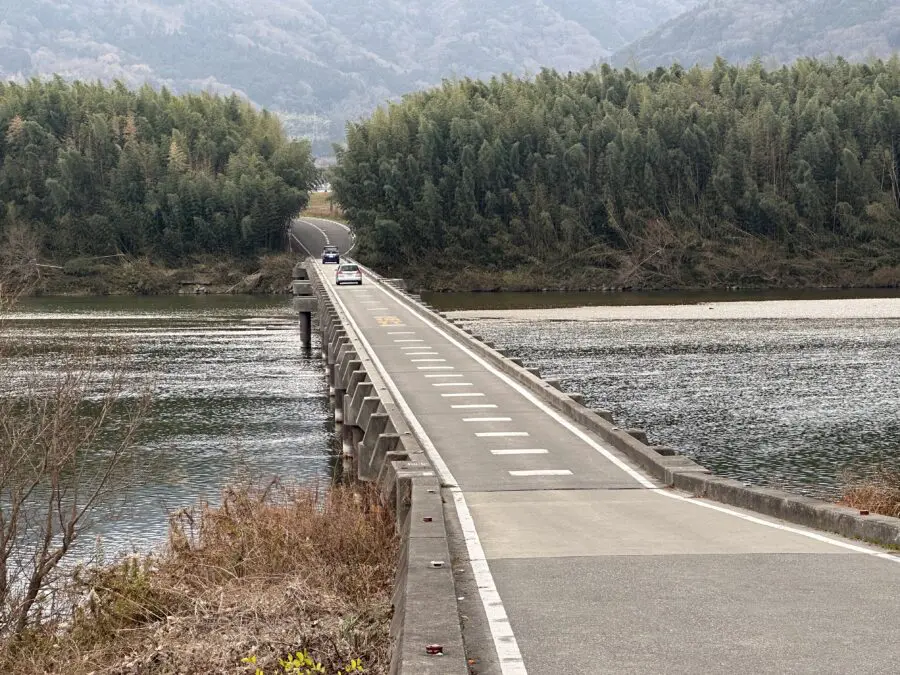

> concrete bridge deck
[292,217,900,674]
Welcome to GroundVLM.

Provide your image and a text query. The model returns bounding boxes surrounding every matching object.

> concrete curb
[307,261,469,675]
[368,267,900,550]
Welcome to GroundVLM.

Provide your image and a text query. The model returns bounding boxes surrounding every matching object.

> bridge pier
[292,262,316,351]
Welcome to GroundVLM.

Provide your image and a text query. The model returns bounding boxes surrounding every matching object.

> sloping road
[290,216,354,258]
[293,218,900,674]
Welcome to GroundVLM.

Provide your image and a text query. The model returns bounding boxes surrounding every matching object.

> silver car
[335,263,362,285]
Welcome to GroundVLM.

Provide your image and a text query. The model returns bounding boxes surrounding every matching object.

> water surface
[443,294,900,498]
[2,296,331,558]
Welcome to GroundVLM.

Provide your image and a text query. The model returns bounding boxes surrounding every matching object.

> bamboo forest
[332,58,900,289]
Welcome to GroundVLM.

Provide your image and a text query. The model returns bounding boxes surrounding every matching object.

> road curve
[290,217,354,258]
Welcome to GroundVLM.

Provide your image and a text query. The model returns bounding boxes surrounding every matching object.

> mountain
[0,1,694,152]
[612,0,900,69]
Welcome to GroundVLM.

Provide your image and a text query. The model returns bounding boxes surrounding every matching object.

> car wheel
[357,280,363,285]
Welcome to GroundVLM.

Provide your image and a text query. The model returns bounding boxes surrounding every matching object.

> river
[2,295,332,558]
[3,289,899,558]
[426,289,900,499]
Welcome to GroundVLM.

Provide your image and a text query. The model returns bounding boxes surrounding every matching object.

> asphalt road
[290,216,354,258]
[293,218,900,674]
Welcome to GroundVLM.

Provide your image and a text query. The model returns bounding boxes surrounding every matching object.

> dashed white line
[417,366,455,370]
[406,351,439,355]
[321,271,528,675]
[394,339,424,342]
[432,382,474,387]
[389,332,415,335]
[368,307,389,311]
[509,469,572,477]
[476,431,529,437]
[425,373,464,378]
[452,404,498,409]
[442,392,486,398]
[491,449,549,455]
[463,417,512,422]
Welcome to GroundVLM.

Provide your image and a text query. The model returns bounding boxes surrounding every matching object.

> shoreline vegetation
[2,263,396,673]
[26,251,300,296]
[0,483,397,674]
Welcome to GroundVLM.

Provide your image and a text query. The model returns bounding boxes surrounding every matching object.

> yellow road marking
[375,315,404,326]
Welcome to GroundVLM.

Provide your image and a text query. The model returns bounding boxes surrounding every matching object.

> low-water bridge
[291,217,900,675]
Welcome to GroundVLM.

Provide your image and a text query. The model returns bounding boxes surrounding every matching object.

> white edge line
[364,264,900,565]
[322,264,529,673]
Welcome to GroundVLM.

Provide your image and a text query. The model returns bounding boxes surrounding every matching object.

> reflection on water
[3,296,331,557]
[449,295,900,499]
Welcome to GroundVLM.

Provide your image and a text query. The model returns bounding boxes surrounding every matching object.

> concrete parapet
[361,413,393,454]
[292,297,317,312]
[346,369,369,400]
[292,280,313,296]
[338,358,362,388]
[347,382,375,425]
[672,473,900,548]
[593,408,614,422]
[625,428,648,444]
[356,396,383,431]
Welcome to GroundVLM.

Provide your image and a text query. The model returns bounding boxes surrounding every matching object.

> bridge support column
[298,311,312,350]
[292,262,317,353]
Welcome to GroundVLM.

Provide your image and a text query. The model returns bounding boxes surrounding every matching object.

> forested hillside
[0,0,696,151]
[613,0,900,69]
[332,59,900,290]
[0,78,317,263]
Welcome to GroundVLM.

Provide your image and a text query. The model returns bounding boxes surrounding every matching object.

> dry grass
[0,482,398,674]
[303,192,346,221]
[842,468,900,519]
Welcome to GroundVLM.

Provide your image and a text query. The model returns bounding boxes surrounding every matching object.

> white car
[335,263,362,285]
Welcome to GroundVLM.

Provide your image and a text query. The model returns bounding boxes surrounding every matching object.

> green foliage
[332,58,900,283]
[0,77,319,262]
[242,651,364,674]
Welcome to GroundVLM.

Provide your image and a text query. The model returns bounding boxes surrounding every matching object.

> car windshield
[339,265,358,272]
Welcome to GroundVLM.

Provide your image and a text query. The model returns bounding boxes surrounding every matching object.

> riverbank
[370,238,900,294]
[0,482,397,674]
[28,252,298,296]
